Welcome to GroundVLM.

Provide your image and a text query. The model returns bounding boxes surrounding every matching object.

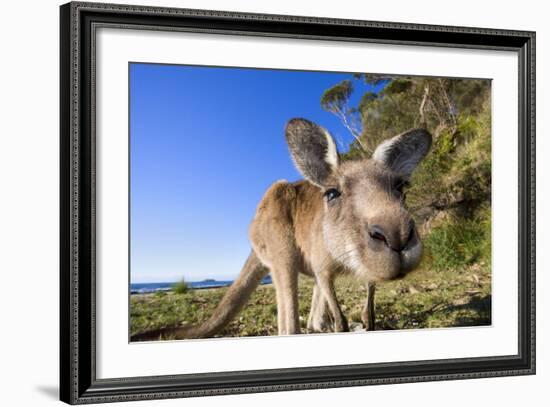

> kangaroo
[131,118,431,341]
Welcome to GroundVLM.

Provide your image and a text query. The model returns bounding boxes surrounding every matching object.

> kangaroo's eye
[324,188,341,202]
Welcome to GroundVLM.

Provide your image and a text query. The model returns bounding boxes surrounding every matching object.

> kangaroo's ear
[285,118,339,187]
[373,128,432,178]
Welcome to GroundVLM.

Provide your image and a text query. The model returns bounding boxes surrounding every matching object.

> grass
[423,206,491,272]
[130,259,491,339]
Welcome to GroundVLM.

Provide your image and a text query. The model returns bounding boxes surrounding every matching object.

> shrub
[173,278,189,295]
[424,206,491,272]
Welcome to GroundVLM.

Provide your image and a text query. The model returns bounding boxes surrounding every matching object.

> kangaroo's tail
[131,251,268,341]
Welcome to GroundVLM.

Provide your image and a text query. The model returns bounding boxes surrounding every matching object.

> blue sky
[130,63,384,283]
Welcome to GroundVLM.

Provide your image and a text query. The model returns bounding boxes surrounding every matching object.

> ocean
[130,275,273,294]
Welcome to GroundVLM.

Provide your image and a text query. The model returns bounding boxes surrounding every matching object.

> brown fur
[131,119,430,341]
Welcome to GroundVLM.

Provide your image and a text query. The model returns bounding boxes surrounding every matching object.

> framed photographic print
[60,1,536,404]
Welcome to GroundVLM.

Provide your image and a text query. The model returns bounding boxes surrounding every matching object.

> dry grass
[130,260,491,340]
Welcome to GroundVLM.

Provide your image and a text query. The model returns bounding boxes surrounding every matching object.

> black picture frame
[60,1,536,404]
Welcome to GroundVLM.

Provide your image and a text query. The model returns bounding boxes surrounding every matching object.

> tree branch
[419,84,430,128]
[334,107,371,154]
[438,78,457,128]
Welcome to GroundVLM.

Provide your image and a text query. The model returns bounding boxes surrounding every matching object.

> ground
[130,260,491,340]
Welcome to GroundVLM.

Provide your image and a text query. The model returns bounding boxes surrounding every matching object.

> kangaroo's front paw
[307,313,332,333]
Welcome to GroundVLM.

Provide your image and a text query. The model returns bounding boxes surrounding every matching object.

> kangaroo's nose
[368,222,413,252]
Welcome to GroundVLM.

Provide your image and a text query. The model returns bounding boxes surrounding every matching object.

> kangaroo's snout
[367,218,415,253]
[361,208,422,282]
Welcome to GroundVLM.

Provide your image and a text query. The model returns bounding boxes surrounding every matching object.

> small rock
[408,286,420,295]
[470,264,482,272]
[452,297,470,306]
[350,322,365,332]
